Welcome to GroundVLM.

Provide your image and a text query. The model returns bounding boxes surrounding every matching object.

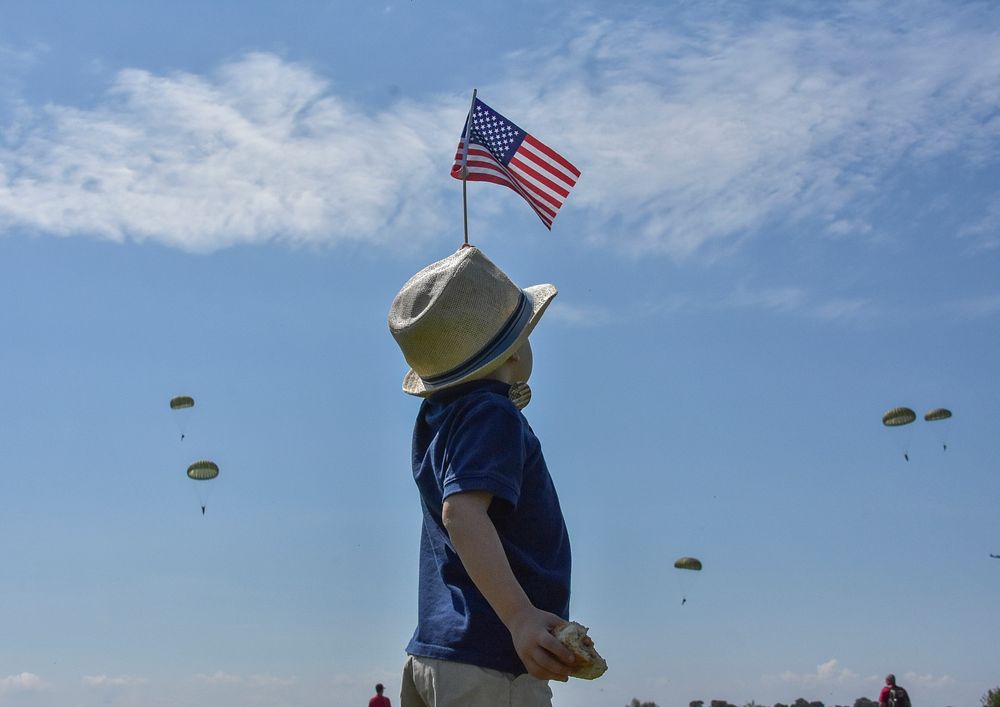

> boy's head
[388,245,556,397]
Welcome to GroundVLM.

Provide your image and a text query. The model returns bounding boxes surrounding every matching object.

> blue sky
[2,1,999,706]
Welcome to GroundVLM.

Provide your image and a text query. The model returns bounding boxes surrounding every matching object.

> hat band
[421,292,531,387]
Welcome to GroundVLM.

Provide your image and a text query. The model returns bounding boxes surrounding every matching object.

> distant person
[388,246,577,707]
[879,673,911,707]
[369,683,391,707]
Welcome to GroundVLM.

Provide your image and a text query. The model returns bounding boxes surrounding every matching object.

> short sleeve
[442,395,525,507]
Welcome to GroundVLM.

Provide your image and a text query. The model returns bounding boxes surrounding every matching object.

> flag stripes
[451,98,580,230]
[453,142,557,227]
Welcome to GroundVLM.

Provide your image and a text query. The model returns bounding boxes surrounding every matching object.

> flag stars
[466,101,527,161]
[472,113,519,159]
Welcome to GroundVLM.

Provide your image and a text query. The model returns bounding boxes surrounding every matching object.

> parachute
[882,407,916,427]
[170,396,194,410]
[187,460,219,514]
[674,557,703,571]
[170,395,196,440]
[924,408,953,451]
[674,556,702,605]
[187,460,219,480]
[882,407,916,461]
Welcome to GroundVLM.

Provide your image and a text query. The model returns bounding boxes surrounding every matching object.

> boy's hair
[388,246,556,397]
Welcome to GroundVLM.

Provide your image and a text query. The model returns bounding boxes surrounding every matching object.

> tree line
[625,690,1000,707]
[626,700,879,707]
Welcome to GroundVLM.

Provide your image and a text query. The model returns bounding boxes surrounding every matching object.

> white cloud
[492,5,1000,258]
[725,284,872,321]
[248,673,297,687]
[0,52,455,253]
[0,42,47,87]
[958,195,1000,252]
[812,298,870,321]
[548,301,614,327]
[827,219,875,239]
[954,293,1000,318]
[191,671,296,687]
[551,283,870,326]
[1,4,999,257]
[902,671,954,689]
[194,670,243,684]
[773,658,866,686]
[0,672,45,693]
[729,285,808,314]
[82,674,148,687]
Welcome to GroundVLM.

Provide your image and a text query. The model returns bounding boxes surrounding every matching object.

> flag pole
[461,88,477,247]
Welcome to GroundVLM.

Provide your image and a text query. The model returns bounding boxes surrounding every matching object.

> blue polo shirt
[405,379,571,675]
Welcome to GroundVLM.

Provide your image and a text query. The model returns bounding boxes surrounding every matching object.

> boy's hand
[506,606,577,682]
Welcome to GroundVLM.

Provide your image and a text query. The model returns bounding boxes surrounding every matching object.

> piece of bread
[554,620,608,680]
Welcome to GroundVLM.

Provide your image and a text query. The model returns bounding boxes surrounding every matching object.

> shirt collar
[427,378,510,404]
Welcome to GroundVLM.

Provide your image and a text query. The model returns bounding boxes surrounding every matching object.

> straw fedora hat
[388,245,557,397]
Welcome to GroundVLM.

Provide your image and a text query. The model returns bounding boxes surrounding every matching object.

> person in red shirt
[369,683,391,707]
[879,674,911,707]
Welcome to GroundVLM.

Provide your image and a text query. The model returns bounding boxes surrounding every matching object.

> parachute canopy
[187,460,219,481]
[674,556,703,571]
[170,396,195,410]
[924,408,952,422]
[882,407,916,427]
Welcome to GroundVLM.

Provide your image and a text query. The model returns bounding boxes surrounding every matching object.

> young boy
[388,245,577,707]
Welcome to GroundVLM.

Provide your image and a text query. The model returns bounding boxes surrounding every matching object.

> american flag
[451,98,581,230]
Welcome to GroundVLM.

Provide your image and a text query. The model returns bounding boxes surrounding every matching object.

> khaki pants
[401,655,553,707]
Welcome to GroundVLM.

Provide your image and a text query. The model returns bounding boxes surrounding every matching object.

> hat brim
[402,283,557,397]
